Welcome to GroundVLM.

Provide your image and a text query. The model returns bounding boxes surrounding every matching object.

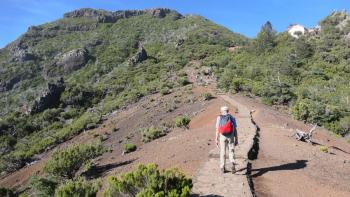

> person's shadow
[251,159,308,178]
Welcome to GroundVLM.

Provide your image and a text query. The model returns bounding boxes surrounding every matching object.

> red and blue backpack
[218,115,235,136]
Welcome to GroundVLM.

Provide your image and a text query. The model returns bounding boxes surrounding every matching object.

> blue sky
[1,0,349,48]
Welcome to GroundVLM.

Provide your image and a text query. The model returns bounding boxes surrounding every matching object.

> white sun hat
[220,106,229,112]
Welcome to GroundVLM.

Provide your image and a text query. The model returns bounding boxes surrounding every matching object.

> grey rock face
[57,48,89,73]
[64,8,182,23]
[64,8,118,22]
[0,75,22,92]
[11,48,35,62]
[8,38,36,62]
[29,78,65,114]
[129,46,148,65]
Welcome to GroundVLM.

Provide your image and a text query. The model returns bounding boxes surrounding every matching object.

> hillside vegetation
[216,11,350,137]
[0,8,247,174]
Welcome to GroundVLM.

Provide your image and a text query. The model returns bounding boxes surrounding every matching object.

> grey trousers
[219,133,235,168]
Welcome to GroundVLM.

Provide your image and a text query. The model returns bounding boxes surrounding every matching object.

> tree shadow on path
[251,159,308,178]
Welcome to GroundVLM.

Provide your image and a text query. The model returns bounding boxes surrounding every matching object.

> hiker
[215,106,238,173]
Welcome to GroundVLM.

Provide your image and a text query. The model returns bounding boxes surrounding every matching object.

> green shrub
[177,71,187,77]
[60,108,80,120]
[55,112,101,142]
[201,92,213,101]
[0,135,16,155]
[30,175,59,197]
[55,178,100,197]
[42,108,64,122]
[175,116,191,128]
[0,187,15,197]
[261,81,295,105]
[103,163,192,197]
[177,77,190,86]
[141,126,168,143]
[61,84,103,108]
[320,146,328,153]
[160,87,171,95]
[336,116,350,136]
[44,142,105,178]
[123,143,137,153]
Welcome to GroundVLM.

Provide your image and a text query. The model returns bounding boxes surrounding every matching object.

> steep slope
[0,8,247,175]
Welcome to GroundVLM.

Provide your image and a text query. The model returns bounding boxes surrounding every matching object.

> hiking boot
[221,167,225,174]
[231,164,236,174]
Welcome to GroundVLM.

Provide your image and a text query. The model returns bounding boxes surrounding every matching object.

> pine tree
[255,21,276,53]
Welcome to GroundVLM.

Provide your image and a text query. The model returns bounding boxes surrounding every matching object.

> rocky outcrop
[28,78,65,114]
[64,8,183,23]
[56,48,89,73]
[8,39,36,62]
[129,46,148,65]
[64,8,118,23]
[0,75,22,92]
[11,48,35,62]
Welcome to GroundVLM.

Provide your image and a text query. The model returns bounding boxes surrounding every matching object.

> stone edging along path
[192,94,258,197]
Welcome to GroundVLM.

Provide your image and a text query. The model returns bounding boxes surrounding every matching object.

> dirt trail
[235,96,350,197]
[191,94,256,197]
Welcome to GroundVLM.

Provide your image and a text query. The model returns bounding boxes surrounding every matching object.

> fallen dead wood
[293,124,317,143]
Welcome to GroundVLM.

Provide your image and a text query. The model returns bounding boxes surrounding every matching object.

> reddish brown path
[235,95,350,197]
[191,94,256,197]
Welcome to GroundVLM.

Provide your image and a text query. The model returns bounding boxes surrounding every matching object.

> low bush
[0,187,15,197]
[43,142,105,178]
[103,163,192,197]
[160,87,171,95]
[42,108,64,122]
[55,112,101,142]
[177,77,190,86]
[335,116,350,136]
[55,178,100,197]
[30,175,59,197]
[60,108,80,120]
[177,71,187,77]
[123,143,137,153]
[0,135,16,155]
[201,92,213,101]
[320,146,328,153]
[175,116,191,128]
[141,126,168,143]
